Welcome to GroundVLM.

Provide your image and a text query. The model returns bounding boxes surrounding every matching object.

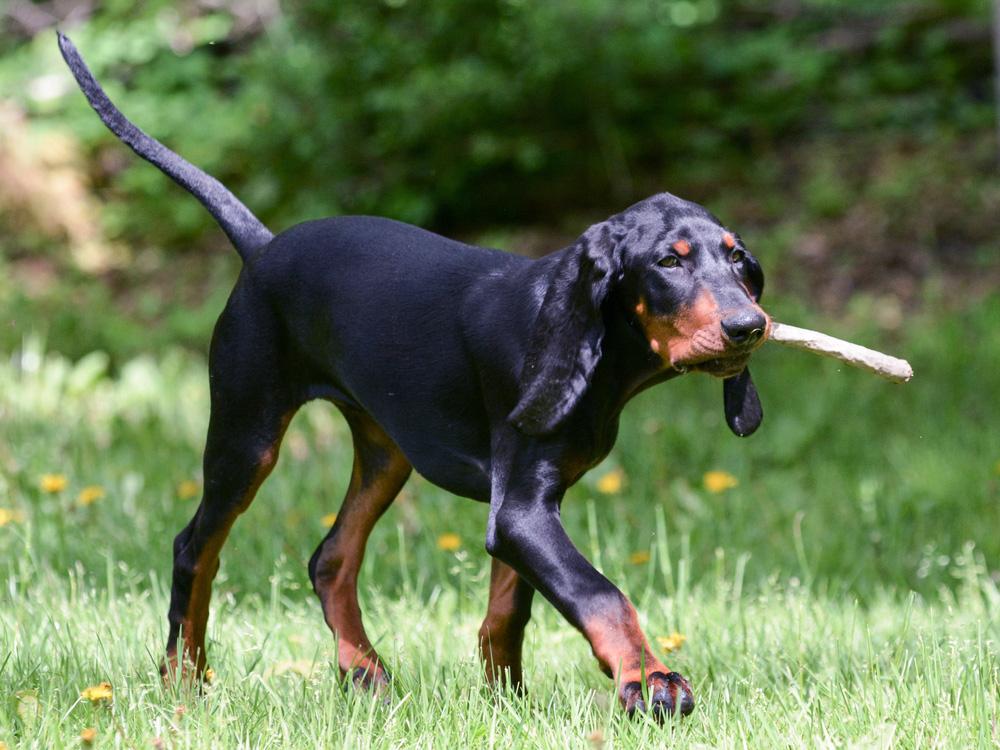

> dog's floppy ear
[745,253,764,302]
[723,367,763,437]
[724,250,765,436]
[509,222,621,435]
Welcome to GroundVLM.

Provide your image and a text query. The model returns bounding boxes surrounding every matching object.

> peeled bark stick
[767,322,914,383]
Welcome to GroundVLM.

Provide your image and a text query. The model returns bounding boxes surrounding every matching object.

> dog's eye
[730,248,745,263]
[658,256,680,268]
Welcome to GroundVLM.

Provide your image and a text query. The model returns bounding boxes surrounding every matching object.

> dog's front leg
[485,449,694,719]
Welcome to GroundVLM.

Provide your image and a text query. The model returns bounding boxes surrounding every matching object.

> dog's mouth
[667,314,770,378]
[668,334,759,379]
[686,353,752,379]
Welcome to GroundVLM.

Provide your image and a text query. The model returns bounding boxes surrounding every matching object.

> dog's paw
[620,671,694,720]
[159,655,211,690]
[345,664,392,700]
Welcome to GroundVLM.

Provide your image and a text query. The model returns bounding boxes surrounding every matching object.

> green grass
[3,559,997,748]
[2,295,1000,747]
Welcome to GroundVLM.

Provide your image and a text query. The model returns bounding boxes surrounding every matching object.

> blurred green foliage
[1,0,994,235]
[2,296,998,597]
[0,1,997,361]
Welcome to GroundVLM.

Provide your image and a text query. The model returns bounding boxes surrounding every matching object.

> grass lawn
[2,295,999,748]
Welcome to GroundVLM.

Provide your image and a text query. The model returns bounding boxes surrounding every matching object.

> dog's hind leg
[479,558,535,691]
[163,299,300,681]
[308,407,412,691]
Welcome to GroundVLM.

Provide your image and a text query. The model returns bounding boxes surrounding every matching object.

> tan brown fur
[165,412,294,679]
[312,412,412,687]
[581,605,668,684]
[635,291,770,372]
[637,289,723,367]
[479,558,534,689]
[671,240,691,256]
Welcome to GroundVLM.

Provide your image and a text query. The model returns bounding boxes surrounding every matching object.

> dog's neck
[599,299,684,413]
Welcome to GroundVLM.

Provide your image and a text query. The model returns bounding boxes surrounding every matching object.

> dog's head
[510,193,769,437]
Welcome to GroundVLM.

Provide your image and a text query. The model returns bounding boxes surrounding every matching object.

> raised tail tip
[56,31,90,82]
[56,30,77,61]
[55,29,275,262]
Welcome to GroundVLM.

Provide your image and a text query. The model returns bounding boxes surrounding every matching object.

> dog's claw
[621,671,694,721]
[345,665,392,702]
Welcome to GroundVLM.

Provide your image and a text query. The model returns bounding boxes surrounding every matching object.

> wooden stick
[768,322,914,383]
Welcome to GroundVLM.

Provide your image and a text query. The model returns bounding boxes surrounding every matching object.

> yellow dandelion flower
[703,470,738,493]
[320,512,338,527]
[629,550,651,565]
[80,682,113,703]
[437,533,461,551]
[204,667,215,683]
[0,741,8,750]
[596,469,624,494]
[177,480,200,500]
[656,632,687,653]
[77,485,105,507]
[80,727,97,744]
[40,474,68,493]
[0,508,26,527]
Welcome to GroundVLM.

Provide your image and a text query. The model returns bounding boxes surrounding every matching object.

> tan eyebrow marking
[722,233,736,249]
[672,240,691,256]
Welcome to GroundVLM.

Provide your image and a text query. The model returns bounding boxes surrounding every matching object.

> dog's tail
[57,32,273,261]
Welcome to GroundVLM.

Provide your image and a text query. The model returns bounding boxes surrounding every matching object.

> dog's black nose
[721,311,767,345]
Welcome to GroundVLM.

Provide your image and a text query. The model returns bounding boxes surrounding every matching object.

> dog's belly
[349,382,494,502]
[306,377,492,502]
[396,437,492,502]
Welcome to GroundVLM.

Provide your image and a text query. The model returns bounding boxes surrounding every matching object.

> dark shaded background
[1,0,997,360]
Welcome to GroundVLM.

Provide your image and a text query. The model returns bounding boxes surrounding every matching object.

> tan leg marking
[165,414,293,680]
[479,558,534,690]
[581,602,668,685]
[312,413,411,687]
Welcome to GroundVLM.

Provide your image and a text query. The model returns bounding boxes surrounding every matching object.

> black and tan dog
[60,33,771,718]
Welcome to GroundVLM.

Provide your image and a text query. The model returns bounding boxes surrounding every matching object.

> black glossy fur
[60,33,770,719]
